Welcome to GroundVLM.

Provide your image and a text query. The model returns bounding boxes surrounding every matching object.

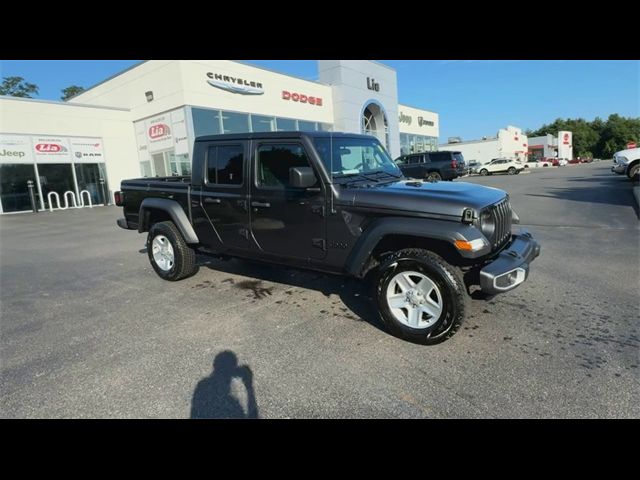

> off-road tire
[374,248,467,345]
[147,221,198,281]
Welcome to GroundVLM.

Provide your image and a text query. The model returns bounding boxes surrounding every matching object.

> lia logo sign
[35,143,66,152]
[149,124,170,139]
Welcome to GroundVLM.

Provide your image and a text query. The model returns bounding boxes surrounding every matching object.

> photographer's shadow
[191,351,259,419]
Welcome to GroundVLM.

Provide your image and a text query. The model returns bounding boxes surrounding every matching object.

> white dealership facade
[0,60,439,214]
[438,126,530,166]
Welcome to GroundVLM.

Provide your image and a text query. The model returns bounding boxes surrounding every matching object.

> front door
[200,141,253,252]
[250,140,326,260]
[152,153,168,177]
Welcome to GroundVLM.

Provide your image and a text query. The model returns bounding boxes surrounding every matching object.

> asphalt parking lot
[1,162,638,418]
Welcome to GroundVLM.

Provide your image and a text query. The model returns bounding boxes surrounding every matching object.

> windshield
[313,136,402,182]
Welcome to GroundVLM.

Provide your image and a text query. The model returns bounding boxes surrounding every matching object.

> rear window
[428,152,455,163]
[453,153,464,164]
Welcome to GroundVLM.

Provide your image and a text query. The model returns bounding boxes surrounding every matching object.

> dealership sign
[206,72,264,95]
[33,137,72,163]
[69,137,104,164]
[627,142,637,149]
[282,90,323,106]
[399,112,434,128]
[149,124,171,139]
[0,134,35,164]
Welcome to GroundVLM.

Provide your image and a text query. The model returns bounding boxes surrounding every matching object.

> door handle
[204,197,221,204]
[251,201,271,208]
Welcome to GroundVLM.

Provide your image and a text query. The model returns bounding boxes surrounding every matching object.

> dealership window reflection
[75,163,109,204]
[0,164,38,213]
[221,111,250,134]
[251,115,276,132]
[192,108,222,137]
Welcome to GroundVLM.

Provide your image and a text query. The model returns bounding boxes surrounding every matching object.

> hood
[339,179,507,218]
[614,148,639,159]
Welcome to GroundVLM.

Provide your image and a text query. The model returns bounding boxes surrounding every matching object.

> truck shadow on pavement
[198,255,387,333]
[191,350,259,419]
[525,175,638,216]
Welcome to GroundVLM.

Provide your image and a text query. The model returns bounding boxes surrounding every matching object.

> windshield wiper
[332,172,381,184]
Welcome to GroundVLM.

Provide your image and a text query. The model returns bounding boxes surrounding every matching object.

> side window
[408,155,421,164]
[257,143,313,189]
[207,144,243,185]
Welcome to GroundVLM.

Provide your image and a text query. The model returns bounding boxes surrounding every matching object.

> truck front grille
[490,198,512,251]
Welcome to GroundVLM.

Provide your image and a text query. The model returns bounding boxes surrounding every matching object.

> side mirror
[290,166,317,189]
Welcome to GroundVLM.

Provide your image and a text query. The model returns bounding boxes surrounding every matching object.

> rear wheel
[507,167,516,175]
[480,169,488,176]
[374,249,467,345]
[147,221,198,281]
[426,171,442,181]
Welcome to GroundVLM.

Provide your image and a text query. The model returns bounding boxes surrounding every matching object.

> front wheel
[508,167,516,175]
[147,221,198,281]
[627,163,639,181]
[375,249,467,345]
[479,169,488,176]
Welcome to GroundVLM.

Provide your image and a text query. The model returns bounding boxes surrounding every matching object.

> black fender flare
[138,198,199,244]
[345,217,489,278]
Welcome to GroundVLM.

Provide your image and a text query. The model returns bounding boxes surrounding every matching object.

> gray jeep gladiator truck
[115,131,540,344]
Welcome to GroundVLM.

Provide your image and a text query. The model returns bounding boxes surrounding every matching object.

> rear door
[406,154,425,178]
[200,140,254,252]
[249,140,326,260]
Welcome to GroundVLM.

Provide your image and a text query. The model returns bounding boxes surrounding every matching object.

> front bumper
[611,164,626,174]
[479,229,541,295]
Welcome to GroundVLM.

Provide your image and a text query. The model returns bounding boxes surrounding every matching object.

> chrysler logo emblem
[206,72,264,95]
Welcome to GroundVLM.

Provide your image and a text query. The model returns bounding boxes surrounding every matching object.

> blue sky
[1,60,638,141]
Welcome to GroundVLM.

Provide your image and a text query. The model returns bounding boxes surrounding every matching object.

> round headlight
[480,209,495,238]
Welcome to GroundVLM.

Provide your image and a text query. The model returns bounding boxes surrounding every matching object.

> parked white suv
[478,158,525,176]
[524,159,552,169]
[612,148,639,181]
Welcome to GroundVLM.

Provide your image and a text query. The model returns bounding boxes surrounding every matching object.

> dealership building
[439,126,573,166]
[528,132,573,161]
[0,60,439,214]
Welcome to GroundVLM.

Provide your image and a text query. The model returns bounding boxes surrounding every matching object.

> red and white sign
[282,90,323,106]
[33,136,72,163]
[627,142,637,149]
[149,124,171,139]
[563,133,570,145]
[144,114,173,153]
[35,143,66,153]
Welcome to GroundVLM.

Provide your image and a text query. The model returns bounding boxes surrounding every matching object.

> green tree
[0,76,39,98]
[61,85,85,101]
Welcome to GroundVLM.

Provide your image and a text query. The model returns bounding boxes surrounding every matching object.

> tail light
[114,191,124,206]
[451,159,458,168]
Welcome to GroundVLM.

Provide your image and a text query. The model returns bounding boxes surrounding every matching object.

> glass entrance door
[0,164,38,213]
[75,163,108,204]
[38,164,76,209]
[152,153,168,177]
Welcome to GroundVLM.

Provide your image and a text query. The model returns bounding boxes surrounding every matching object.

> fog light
[493,268,526,290]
